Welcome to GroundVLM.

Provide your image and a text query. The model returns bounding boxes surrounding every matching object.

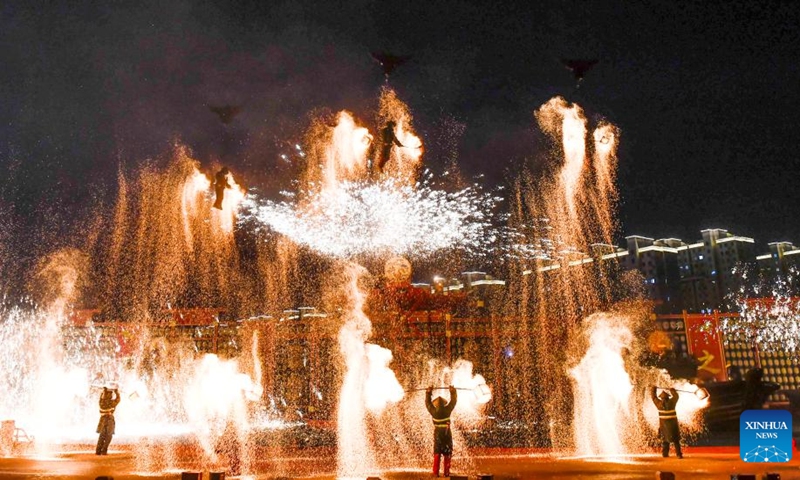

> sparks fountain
[0,87,714,478]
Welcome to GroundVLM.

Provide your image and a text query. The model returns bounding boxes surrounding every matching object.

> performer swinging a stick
[425,385,458,477]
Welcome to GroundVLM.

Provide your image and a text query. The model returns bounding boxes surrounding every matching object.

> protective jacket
[426,387,458,454]
[651,387,680,442]
[97,389,121,435]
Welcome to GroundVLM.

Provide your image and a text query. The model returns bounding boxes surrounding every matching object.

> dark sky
[2,0,800,253]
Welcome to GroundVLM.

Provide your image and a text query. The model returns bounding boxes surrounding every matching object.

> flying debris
[213,167,231,210]
[371,52,412,79]
[561,59,598,84]
[209,105,241,124]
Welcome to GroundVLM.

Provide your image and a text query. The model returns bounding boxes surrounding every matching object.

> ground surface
[2,446,800,480]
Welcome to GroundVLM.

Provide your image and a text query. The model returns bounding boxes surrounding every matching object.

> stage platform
[1,446,800,480]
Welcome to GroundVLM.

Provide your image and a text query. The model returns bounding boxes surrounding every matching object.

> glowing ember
[364,344,405,413]
[320,112,372,186]
[182,169,212,245]
[337,263,385,477]
[0,306,264,448]
[570,313,636,456]
[535,97,587,218]
[183,354,260,456]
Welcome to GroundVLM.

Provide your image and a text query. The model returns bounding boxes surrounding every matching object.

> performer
[650,386,682,458]
[96,386,121,455]
[375,121,406,172]
[425,385,458,477]
[213,167,231,210]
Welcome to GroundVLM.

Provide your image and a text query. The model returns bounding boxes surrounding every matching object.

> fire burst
[241,176,499,258]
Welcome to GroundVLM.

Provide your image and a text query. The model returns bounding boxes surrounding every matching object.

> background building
[622,229,759,313]
[758,241,800,283]
[623,236,683,312]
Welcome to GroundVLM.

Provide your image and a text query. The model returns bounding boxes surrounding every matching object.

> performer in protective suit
[425,385,458,477]
[374,121,406,172]
[96,387,121,455]
[650,386,682,458]
[213,167,231,210]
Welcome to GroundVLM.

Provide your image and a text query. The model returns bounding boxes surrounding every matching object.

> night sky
[2,0,800,254]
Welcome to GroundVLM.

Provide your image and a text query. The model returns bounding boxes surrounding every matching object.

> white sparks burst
[721,266,800,355]
[241,178,499,258]
[726,295,800,354]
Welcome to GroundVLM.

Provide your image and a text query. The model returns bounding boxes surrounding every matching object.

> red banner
[684,314,728,382]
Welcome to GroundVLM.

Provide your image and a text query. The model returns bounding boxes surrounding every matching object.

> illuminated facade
[679,229,756,312]
[757,241,800,281]
[621,229,757,313]
[623,236,683,311]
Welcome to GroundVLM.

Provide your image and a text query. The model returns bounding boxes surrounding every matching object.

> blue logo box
[740,409,793,462]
